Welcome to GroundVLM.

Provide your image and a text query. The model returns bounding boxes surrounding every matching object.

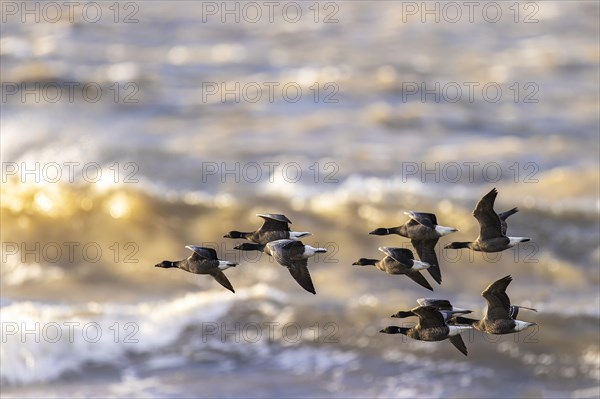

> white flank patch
[218,261,235,270]
[412,260,430,270]
[508,237,531,246]
[435,225,458,236]
[513,320,535,332]
[289,231,312,240]
[448,325,473,336]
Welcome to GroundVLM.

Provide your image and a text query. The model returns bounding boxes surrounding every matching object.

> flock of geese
[155,188,538,355]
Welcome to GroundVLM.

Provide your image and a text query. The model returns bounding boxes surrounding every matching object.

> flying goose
[391,298,472,322]
[155,245,237,293]
[380,305,473,356]
[234,239,326,294]
[224,214,312,245]
[444,188,530,252]
[454,275,537,335]
[352,247,433,291]
[369,211,458,284]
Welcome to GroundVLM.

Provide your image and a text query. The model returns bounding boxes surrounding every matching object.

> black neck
[237,243,265,251]
[397,327,410,335]
[451,242,472,249]
[389,226,404,235]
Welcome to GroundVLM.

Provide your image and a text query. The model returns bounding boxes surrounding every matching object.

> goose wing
[378,247,414,264]
[417,298,471,315]
[509,305,537,320]
[287,258,316,294]
[417,298,453,310]
[448,334,468,356]
[412,238,441,284]
[209,270,235,293]
[406,272,433,291]
[473,188,503,240]
[404,211,438,229]
[482,275,513,321]
[411,306,446,329]
[186,245,219,260]
[497,208,518,235]
[257,214,291,232]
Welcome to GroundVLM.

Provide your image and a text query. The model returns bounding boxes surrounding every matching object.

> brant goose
[369,211,458,284]
[380,305,473,356]
[444,188,530,252]
[454,275,537,334]
[352,247,433,291]
[155,245,237,293]
[224,214,312,245]
[234,239,326,294]
[391,298,472,322]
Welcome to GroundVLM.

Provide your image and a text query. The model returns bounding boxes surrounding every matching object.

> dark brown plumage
[155,245,237,293]
[369,211,458,284]
[445,188,530,252]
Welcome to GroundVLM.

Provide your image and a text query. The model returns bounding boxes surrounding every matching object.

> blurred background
[1,1,599,398]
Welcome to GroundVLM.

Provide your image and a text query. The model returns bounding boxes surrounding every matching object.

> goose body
[224,214,312,245]
[369,211,457,284]
[234,239,326,294]
[455,275,537,335]
[380,305,472,355]
[352,247,433,291]
[445,188,530,253]
[155,245,237,293]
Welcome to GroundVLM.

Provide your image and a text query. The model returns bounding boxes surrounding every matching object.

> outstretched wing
[406,272,433,291]
[287,258,316,294]
[482,275,513,321]
[497,208,518,235]
[257,214,291,232]
[448,334,468,356]
[209,270,235,293]
[417,298,452,310]
[509,305,537,320]
[497,207,519,221]
[412,306,446,329]
[412,239,441,284]
[473,188,503,240]
[186,245,218,260]
[404,211,437,229]
[378,247,414,263]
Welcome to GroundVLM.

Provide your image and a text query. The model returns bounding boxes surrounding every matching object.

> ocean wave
[1,284,287,385]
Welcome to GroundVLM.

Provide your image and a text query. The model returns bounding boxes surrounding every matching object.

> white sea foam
[0,284,287,385]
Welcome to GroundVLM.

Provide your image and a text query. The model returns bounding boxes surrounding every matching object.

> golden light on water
[80,197,93,211]
[107,194,131,219]
[1,178,76,218]
[1,177,138,220]
[34,192,53,213]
